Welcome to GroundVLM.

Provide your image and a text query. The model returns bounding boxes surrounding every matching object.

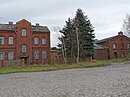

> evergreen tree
[73,9,95,61]
[59,8,95,63]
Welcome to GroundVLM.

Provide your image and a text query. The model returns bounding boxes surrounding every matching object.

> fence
[0,60,22,67]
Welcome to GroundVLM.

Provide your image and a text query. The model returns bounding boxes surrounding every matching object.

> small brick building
[0,19,50,65]
[94,31,130,60]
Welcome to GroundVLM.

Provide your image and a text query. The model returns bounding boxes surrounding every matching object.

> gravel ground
[0,62,130,97]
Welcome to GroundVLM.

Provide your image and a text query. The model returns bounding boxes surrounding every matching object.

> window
[34,37,39,44]
[42,51,47,59]
[8,52,14,60]
[120,43,124,49]
[0,37,4,45]
[42,38,46,44]
[34,51,39,59]
[8,37,13,45]
[22,29,26,36]
[0,52,4,60]
[22,45,26,52]
[127,44,130,49]
[113,43,116,49]
[121,52,125,58]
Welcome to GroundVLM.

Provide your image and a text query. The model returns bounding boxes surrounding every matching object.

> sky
[0,0,130,47]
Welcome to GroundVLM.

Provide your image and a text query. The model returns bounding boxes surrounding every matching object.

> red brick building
[0,19,50,65]
[94,31,130,60]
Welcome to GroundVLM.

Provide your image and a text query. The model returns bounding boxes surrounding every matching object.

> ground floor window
[8,52,14,60]
[34,51,39,59]
[121,52,125,58]
[0,52,4,60]
[42,51,47,59]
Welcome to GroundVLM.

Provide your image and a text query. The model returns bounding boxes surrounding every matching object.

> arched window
[42,51,47,59]
[22,45,26,52]
[0,37,4,45]
[114,52,117,59]
[127,43,130,49]
[0,52,4,60]
[120,43,124,49]
[34,37,39,44]
[121,52,125,58]
[8,52,14,60]
[22,29,26,36]
[42,37,46,44]
[34,51,39,59]
[113,43,116,49]
[8,37,13,45]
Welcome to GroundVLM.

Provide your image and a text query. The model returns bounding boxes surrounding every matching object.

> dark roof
[0,24,16,31]
[31,26,50,32]
[0,24,50,32]
[96,36,114,43]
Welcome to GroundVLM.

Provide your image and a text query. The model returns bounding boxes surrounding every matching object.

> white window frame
[113,43,116,49]
[8,37,13,45]
[22,29,26,36]
[127,43,130,49]
[8,52,14,60]
[42,38,46,45]
[22,45,26,52]
[34,37,39,44]
[0,37,4,45]
[0,52,4,60]
[42,51,47,59]
[34,51,39,59]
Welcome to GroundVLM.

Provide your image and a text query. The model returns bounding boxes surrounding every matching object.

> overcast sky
[0,0,130,47]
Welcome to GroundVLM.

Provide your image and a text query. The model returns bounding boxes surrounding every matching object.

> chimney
[9,22,13,25]
[36,23,39,26]
[118,31,123,36]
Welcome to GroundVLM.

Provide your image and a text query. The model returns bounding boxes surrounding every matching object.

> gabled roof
[96,36,115,43]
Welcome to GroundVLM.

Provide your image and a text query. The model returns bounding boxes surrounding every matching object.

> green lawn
[0,59,127,74]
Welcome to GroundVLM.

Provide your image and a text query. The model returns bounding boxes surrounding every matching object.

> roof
[31,26,50,32]
[95,36,114,43]
[94,44,108,49]
[0,24,16,31]
[0,19,50,32]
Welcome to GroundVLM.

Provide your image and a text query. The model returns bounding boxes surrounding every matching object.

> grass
[0,58,127,74]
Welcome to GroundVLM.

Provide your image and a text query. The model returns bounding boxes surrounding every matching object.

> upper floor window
[22,45,26,52]
[0,52,4,60]
[8,52,14,60]
[127,43,130,49]
[0,37,4,45]
[42,38,46,44]
[22,29,26,36]
[42,51,47,59]
[8,37,13,45]
[34,51,39,59]
[113,43,116,49]
[34,37,39,44]
[120,43,124,49]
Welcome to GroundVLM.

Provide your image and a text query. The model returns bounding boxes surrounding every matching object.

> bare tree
[123,14,130,37]
[76,27,79,64]
[53,27,67,64]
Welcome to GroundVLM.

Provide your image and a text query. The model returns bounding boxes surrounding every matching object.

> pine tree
[73,9,95,61]
[59,8,95,63]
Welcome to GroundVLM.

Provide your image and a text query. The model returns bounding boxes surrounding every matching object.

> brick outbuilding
[94,31,130,60]
[0,19,50,65]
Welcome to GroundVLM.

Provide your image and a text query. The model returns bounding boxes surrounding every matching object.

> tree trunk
[76,27,79,64]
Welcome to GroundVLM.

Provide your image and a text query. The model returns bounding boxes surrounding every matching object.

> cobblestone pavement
[0,62,130,97]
